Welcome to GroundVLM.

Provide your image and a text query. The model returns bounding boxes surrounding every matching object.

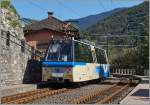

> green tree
[1,0,18,15]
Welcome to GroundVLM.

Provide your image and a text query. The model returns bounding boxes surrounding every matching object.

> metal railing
[111,68,149,76]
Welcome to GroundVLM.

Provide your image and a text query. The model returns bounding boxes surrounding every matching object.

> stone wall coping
[0,84,37,90]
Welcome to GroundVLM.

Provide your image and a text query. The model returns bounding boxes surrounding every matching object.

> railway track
[67,82,130,104]
[1,79,137,104]
[96,84,129,104]
[1,88,69,104]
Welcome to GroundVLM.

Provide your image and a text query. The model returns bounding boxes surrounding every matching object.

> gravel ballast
[30,83,113,104]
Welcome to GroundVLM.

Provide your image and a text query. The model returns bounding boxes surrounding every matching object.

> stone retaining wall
[0,9,33,87]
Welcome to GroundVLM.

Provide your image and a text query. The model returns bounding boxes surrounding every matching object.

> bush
[10,20,21,28]
[1,0,21,27]
[1,0,18,15]
[1,0,11,9]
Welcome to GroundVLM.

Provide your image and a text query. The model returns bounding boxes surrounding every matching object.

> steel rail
[1,88,50,103]
[67,82,130,104]
[2,88,69,104]
[67,84,117,104]
[96,84,129,104]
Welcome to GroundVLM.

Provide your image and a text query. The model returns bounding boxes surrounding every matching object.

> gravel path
[30,84,113,104]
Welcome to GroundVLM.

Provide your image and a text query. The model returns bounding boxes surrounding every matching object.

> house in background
[24,12,79,53]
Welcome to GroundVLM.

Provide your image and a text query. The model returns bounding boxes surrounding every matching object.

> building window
[21,39,25,53]
[6,31,10,46]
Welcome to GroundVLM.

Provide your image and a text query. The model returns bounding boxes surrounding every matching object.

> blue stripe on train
[96,65,110,78]
[42,61,86,67]
[96,66,100,73]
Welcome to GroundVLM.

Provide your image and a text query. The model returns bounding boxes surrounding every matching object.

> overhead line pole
[96,0,109,57]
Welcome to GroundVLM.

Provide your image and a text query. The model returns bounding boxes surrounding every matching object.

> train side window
[74,42,93,63]
[6,31,10,46]
[21,39,25,53]
[95,48,107,64]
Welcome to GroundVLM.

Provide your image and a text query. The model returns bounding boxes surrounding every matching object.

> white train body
[42,39,110,83]
[42,62,109,82]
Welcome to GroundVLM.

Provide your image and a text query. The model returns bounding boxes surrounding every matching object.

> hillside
[83,1,149,72]
[68,8,126,30]
[85,1,149,36]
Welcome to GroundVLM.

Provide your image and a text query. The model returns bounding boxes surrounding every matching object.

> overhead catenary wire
[110,0,113,9]
[91,34,148,37]
[96,0,108,36]
[97,0,107,11]
[110,0,116,10]
[55,0,81,17]
[26,0,63,19]
[94,0,141,52]
[96,0,109,57]
[27,0,47,12]
[74,39,106,51]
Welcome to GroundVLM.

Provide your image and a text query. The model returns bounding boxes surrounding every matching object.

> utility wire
[96,0,108,39]
[26,0,63,19]
[27,0,47,12]
[96,0,108,33]
[55,0,81,17]
[97,0,107,11]
[110,0,114,10]
[111,0,117,10]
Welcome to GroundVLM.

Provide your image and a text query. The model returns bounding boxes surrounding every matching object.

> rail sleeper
[1,88,50,103]
[5,88,68,104]
[68,84,117,104]
[97,84,129,104]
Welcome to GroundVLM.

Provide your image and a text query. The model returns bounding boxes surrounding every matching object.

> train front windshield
[46,40,73,62]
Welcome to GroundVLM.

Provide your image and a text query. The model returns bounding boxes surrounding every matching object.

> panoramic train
[42,38,110,83]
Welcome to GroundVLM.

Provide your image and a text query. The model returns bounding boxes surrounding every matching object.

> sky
[11,0,145,21]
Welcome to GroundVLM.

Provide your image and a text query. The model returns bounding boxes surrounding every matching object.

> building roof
[24,13,79,35]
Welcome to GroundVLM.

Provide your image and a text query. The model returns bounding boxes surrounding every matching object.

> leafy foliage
[1,0,21,28]
[1,0,19,15]
[82,1,149,74]
[10,20,21,28]
[85,1,149,36]
[1,0,10,8]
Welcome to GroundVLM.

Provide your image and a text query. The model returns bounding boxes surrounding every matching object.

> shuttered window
[6,31,10,46]
[21,39,25,53]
